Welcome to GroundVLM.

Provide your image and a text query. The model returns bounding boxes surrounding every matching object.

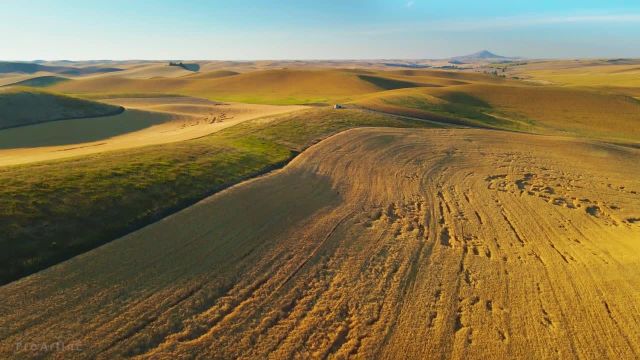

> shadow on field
[0,109,171,149]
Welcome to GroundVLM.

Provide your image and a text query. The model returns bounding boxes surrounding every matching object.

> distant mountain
[450,50,517,63]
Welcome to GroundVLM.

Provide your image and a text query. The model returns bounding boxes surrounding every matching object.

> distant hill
[3,75,70,88]
[0,89,123,129]
[450,50,517,63]
[184,70,240,79]
[50,68,429,105]
[0,61,122,75]
[383,63,431,69]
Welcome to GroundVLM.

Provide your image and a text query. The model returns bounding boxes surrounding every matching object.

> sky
[2,0,640,60]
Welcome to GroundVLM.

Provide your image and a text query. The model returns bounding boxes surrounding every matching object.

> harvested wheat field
[1,128,638,359]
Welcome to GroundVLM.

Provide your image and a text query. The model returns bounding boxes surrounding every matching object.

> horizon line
[2,56,639,63]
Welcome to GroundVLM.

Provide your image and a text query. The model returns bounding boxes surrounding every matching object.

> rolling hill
[1,128,637,359]
[0,60,639,359]
[0,107,429,285]
[0,61,122,75]
[48,69,432,104]
[355,83,640,143]
[507,59,640,94]
[0,96,306,165]
[0,88,123,129]
[3,75,70,87]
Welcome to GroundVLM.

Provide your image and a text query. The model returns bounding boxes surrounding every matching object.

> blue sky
[2,0,640,60]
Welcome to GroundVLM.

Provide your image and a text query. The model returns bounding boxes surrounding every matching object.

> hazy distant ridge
[0,61,122,75]
[450,50,518,63]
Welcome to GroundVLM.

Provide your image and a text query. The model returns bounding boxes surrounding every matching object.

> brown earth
[1,128,638,359]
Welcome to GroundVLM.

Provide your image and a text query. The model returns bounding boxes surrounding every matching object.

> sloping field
[0,97,305,166]
[456,84,640,141]
[385,69,499,85]
[354,87,499,129]
[182,70,240,80]
[469,85,640,142]
[356,84,640,142]
[1,128,638,359]
[106,63,197,79]
[1,75,70,87]
[0,89,123,129]
[0,108,429,289]
[49,69,433,104]
[0,109,173,149]
[0,73,49,86]
[0,61,122,76]
[511,60,640,88]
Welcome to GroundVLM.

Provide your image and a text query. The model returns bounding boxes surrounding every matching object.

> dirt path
[1,128,639,359]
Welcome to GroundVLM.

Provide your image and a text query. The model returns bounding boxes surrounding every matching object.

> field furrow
[1,128,638,359]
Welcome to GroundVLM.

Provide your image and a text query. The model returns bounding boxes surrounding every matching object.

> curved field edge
[0,88,123,130]
[0,109,171,149]
[0,108,435,285]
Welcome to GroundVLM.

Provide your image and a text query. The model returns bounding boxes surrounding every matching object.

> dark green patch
[357,75,421,90]
[3,75,70,88]
[439,92,491,108]
[382,93,532,131]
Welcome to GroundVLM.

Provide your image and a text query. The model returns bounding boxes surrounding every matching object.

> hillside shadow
[0,109,172,149]
[357,74,421,90]
[439,92,491,108]
[181,63,200,72]
[2,75,70,88]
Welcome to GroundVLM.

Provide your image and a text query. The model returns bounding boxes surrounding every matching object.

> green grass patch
[382,94,535,131]
[0,108,433,284]
[357,75,421,90]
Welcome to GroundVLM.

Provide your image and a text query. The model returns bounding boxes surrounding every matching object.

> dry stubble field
[1,128,638,359]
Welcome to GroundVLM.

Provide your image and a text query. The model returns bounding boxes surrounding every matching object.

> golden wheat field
[4,0,640,357]
[1,127,638,359]
[1,49,640,360]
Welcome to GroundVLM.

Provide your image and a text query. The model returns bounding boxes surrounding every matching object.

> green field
[0,108,434,284]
